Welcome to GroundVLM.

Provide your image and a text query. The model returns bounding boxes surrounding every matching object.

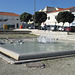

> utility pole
[34,0,36,29]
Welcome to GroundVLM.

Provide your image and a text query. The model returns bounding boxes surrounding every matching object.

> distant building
[39,6,64,13]
[28,6,64,25]
[0,12,22,29]
[42,7,75,28]
[72,11,75,26]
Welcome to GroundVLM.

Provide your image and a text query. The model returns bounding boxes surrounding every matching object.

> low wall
[0,47,20,60]
[0,29,31,34]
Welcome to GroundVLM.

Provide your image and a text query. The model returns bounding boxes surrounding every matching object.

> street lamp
[34,0,36,29]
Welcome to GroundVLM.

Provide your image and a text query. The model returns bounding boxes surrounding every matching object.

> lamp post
[34,0,36,29]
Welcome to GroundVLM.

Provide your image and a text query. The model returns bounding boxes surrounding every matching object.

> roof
[49,7,75,13]
[57,7,64,10]
[0,12,20,16]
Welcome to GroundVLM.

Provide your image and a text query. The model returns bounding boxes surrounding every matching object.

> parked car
[65,27,71,32]
[51,27,55,31]
[65,26,75,32]
[28,26,34,29]
[46,25,50,30]
[71,26,75,32]
[58,27,64,31]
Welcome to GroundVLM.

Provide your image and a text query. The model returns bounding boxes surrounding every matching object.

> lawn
[0,34,38,38]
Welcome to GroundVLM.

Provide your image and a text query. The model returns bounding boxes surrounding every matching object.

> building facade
[39,6,64,13]
[43,7,75,27]
[28,6,64,25]
[71,12,75,26]
[0,12,22,29]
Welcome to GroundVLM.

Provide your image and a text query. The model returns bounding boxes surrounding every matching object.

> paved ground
[14,29,75,41]
[0,29,75,75]
[0,56,75,75]
[30,29,75,41]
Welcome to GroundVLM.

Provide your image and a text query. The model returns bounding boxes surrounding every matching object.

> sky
[0,0,75,15]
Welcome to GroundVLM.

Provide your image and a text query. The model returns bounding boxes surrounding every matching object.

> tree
[20,12,32,23]
[56,11,74,27]
[34,12,47,26]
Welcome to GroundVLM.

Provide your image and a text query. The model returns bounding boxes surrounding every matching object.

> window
[72,23,75,25]
[4,19,8,21]
[0,19,3,22]
[48,17,50,20]
[55,16,57,19]
[16,19,19,20]
[0,19,8,22]
[17,23,19,28]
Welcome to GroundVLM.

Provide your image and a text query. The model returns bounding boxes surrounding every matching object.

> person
[44,24,46,31]
[20,25,23,29]
[54,25,57,31]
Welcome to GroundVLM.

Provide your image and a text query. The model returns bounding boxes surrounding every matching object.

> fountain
[37,31,56,43]
[37,36,55,43]
[0,31,75,60]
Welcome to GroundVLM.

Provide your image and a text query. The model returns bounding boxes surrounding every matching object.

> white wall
[44,10,75,27]
[0,15,22,29]
[45,12,57,25]
[71,12,75,26]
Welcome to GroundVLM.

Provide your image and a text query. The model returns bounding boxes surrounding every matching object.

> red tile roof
[0,12,20,16]
[49,7,75,13]
[57,8,64,10]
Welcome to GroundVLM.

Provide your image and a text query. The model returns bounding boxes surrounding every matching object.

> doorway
[16,23,19,28]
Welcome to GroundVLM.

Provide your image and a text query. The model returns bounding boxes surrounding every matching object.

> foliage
[56,11,74,25]
[34,12,47,25]
[20,12,32,23]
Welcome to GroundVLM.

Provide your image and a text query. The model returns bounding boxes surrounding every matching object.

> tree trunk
[62,23,64,31]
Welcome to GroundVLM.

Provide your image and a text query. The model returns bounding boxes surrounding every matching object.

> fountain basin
[0,39,75,60]
[1,46,75,60]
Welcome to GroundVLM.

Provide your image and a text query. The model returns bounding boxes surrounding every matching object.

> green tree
[20,12,32,23]
[56,11,74,27]
[34,12,47,27]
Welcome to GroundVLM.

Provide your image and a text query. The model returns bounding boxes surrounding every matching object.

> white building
[39,6,64,13]
[71,12,75,26]
[28,6,64,25]
[43,7,75,27]
[0,12,22,29]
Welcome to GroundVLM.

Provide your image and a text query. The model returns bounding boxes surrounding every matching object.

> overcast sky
[0,0,75,15]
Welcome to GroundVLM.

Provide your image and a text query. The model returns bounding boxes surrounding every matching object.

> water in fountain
[37,31,55,43]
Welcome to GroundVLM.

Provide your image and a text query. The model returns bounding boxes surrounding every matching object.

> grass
[0,34,38,38]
